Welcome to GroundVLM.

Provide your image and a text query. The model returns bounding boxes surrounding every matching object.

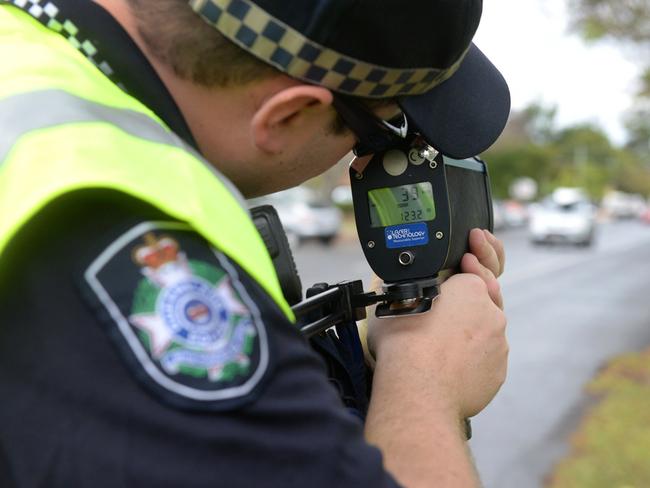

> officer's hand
[359,228,507,368]
[461,228,505,309]
[468,228,505,277]
[368,272,508,420]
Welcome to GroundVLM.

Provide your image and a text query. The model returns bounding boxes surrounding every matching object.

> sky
[473,0,642,145]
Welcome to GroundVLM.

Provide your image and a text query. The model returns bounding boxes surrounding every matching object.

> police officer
[0,0,510,486]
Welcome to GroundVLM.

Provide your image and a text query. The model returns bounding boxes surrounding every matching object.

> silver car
[528,189,597,246]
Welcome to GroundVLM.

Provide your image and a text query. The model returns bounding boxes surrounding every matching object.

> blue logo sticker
[385,223,429,249]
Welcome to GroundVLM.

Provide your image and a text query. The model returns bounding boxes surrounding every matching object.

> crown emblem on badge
[132,233,179,269]
[131,233,191,289]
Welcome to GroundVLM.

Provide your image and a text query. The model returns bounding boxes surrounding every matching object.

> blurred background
[250,0,650,486]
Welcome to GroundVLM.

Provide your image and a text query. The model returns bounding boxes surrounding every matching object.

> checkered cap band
[189,0,464,98]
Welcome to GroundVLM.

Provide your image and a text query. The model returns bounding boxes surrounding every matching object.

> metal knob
[398,251,415,266]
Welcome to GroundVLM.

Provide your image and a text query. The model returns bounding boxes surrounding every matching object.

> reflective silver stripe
[0,88,248,207]
[0,89,179,160]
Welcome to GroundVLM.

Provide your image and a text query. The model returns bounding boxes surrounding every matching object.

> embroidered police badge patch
[83,221,269,409]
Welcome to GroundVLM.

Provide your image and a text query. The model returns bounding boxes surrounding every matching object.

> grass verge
[547,347,650,487]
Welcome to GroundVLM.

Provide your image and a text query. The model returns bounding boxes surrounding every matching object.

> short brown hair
[126,0,279,87]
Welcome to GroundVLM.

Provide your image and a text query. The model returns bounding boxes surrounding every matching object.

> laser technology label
[385,223,429,249]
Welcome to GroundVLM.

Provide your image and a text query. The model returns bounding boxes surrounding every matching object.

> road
[292,219,650,488]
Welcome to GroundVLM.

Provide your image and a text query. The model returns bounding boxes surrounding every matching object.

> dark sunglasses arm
[331,95,400,156]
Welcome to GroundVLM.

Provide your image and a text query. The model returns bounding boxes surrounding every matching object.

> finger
[488,277,503,310]
[483,230,506,276]
[369,273,383,292]
[460,253,494,288]
[460,253,503,309]
[468,228,501,278]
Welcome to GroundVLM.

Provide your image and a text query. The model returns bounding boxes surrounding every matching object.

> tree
[490,102,558,150]
[624,108,650,158]
[567,0,650,46]
[484,105,650,199]
[484,144,557,198]
[567,0,650,154]
[550,125,619,197]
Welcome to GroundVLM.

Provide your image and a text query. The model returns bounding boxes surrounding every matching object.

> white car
[491,199,507,231]
[528,190,597,246]
[249,187,343,245]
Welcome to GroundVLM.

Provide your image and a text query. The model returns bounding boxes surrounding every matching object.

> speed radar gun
[251,136,493,438]
[349,136,494,317]
[252,135,495,335]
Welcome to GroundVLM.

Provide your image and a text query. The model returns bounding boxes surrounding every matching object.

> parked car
[640,206,650,225]
[248,187,343,245]
[528,189,597,246]
[602,191,647,219]
[502,199,529,227]
[491,199,507,231]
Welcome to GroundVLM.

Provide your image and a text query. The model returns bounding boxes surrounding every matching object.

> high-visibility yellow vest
[0,5,294,320]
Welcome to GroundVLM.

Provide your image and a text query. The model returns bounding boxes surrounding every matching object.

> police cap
[189,0,510,159]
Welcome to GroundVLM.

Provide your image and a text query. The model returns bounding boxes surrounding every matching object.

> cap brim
[398,44,510,159]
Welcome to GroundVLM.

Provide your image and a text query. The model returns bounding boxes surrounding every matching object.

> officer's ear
[251,84,333,154]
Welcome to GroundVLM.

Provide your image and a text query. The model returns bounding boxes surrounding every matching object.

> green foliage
[639,68,650,98]
[547,349,650,488]
[523,103,558,144]
[567,0,650,155]
[611,156,650,194]
[484,144,555,199]
[580,18,608,41]
[624,109,650,158]
[552,125,615,168]
[485,104,650,199]
[568,0,650,45]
